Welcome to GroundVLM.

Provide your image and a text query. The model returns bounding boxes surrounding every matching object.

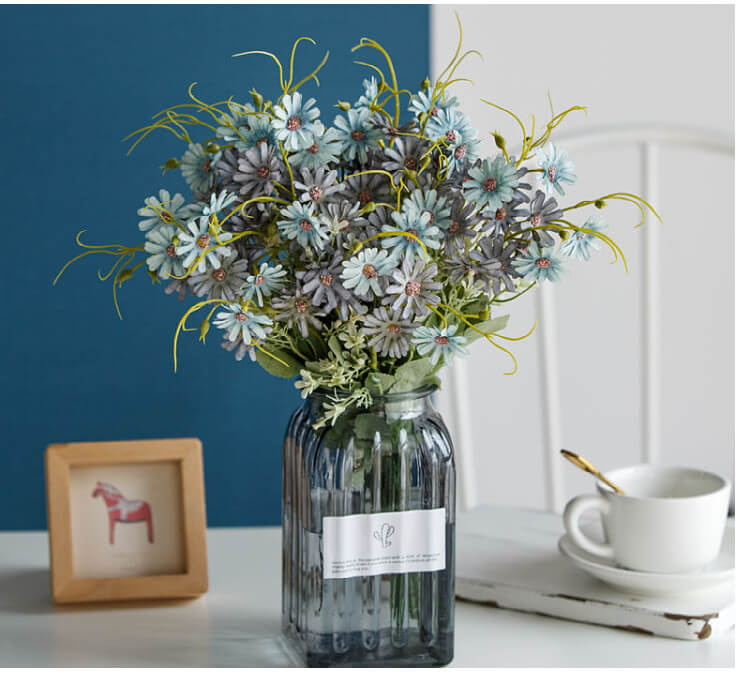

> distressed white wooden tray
[456,506,734,641]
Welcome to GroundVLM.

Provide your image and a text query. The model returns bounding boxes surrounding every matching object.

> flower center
[405,280,422,296]
[358,189,371,204]
[435,335,450,346]
[430,107,439,117]
[196,234,210,249]
[482,177,498,192]
[235,312,248,322]
[387,324,400,335]
[530,214,541,228]
[257,137,269,146]
[212,268,226,282]
[448,220,460,234]
[445,129,457,143]
[351,129,366,142]
[295,298,308,313]
[165,244,177,257]
[257,165,270,178]
[300,219,313,232]
[404,156,417,170]
[286,116,301,131]
[320,273,333,286]
[307,142,319,153]
[405,228,418,242]
[495,208,507,221]
[309,186,323,201]
[202,158,212,173]
[454,144,467,160]
[547,164,557,182]
[255,275,265,285]
[160,211,173,224]
[535,257,551,269]
[362,263,377,279]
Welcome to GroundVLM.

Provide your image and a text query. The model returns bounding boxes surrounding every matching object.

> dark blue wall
[0,4,430,529]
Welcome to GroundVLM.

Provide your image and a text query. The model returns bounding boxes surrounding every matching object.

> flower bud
[594,200,606,209]
[421,77,431,91]
[163,157,181,170]
[360,202,376,214]
[199,318,211,342]
[251,89,263,110]
[492,131,506,150]
[337,101,351,111]
[205,143,221,154]
[558,230,569,241]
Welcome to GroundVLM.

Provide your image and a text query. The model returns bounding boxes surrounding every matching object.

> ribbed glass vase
[281,385,455,667]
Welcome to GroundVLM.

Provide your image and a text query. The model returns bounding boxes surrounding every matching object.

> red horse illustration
[92,481,154,545]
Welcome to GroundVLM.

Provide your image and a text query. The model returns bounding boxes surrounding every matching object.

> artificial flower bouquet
[58,30,657,428]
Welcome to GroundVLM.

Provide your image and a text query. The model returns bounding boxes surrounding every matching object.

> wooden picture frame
[45,438,208,604]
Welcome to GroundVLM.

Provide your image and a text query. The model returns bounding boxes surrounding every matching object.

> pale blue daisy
[213,304,273,345]
[200,189,238,217]
[278,201,329,252]
[512,243,566,282]
[402,189,452,231]
[561,217,605,261]
[413,324,468,366]
[463,156,522,211]
[243,262,287,306]
[341,247,398,299]
[181,143,217,194]
[381,206,442,262]
[288,126,343,169]
[271,92,321,152]
[175,215,233,274]
[408,87,459,119]
[332,108,379,164]
[144,225,185,280]
[355,76,380,110]
[137,189,192,233]
[536,143,577,196]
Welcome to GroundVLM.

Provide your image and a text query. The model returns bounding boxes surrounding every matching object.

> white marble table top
[0,507,733,667]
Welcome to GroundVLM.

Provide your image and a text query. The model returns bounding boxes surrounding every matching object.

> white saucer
[558,521,734,596]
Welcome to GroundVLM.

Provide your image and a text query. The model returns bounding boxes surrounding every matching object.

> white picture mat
[70,461,186,579]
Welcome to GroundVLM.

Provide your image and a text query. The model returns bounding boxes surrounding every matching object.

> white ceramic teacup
[562,465,731,573]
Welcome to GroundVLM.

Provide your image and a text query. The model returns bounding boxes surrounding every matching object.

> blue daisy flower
[536,143,577,196]
[137,189,193,233]
[199,189,238,217]
[355,76,380,110]
[181,143,218,194]
[381,206,442,262]
[278,201,329,252]
[288,125,343,169]
[341,247,398,299]
[144,225,186,280]
[271,92,321,152]
[332,108,379,164]
[240,113,279,151]
[413,324,468,366]
[560,217,605,261]
[463,156,522,211]
[401,189,452,231]
[408,87,459,120]
[425,107,477,147]
[175,215,233,274]
[213,304,273,345]
[512,243,566,282]
[243,262,287,306]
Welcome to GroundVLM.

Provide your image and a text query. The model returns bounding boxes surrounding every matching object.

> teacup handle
[563,495,614,559]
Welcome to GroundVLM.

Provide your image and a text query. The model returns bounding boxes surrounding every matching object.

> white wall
[432,4,734,511]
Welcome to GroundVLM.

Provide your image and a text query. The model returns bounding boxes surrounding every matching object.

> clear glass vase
[281,385,456,667]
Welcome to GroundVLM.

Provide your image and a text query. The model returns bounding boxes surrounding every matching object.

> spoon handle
[560,449,625,495]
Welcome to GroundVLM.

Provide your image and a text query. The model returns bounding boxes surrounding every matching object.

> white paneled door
[431,5,734,512]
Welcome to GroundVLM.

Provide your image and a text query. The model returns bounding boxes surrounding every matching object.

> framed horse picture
[45,438,208,604]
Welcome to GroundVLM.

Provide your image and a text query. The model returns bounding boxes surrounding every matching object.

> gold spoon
[560,449,625,495]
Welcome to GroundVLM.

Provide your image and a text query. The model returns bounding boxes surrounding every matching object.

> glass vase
[281,385,456,667]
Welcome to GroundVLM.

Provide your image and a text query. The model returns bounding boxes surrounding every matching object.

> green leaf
[390,357,437,393]
[365,371,397,395]
[255,346,303,379]
[465,314,510,344]
[328,334,343,361]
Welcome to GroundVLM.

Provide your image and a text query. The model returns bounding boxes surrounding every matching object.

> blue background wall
[0,4,430,529]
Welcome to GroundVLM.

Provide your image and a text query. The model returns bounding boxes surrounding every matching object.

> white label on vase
[322,508,446,579]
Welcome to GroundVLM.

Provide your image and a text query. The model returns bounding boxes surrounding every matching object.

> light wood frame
[45,438,208,604]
